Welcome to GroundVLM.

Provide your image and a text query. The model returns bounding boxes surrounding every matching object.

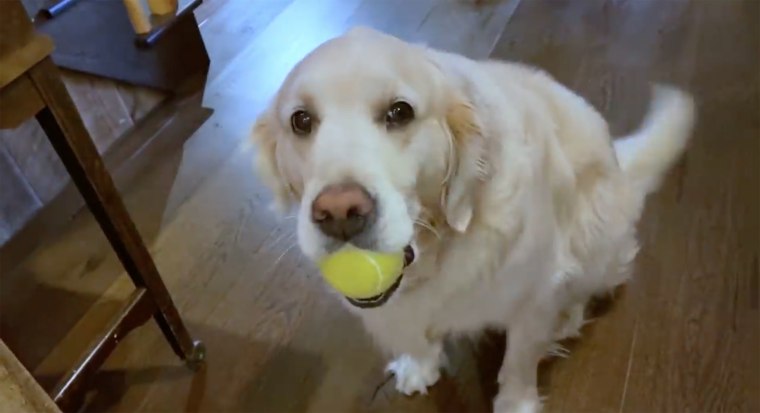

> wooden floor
[1,0,757,412]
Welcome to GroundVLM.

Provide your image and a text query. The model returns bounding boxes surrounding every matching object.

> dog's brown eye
[385,101,414,129]
[291,110,313,135]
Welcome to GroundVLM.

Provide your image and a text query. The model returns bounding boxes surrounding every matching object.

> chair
[0,1,204,410]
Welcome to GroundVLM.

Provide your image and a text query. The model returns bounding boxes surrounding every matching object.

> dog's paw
[386,354,441,395]
[493,393,542,413]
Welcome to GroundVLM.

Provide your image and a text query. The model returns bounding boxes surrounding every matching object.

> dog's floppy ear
[442,93,489,233]
[250,110,296,213]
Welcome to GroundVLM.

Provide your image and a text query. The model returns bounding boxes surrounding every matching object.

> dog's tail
[614,85,696,197]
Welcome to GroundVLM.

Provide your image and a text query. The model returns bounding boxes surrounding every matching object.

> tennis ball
[318,246,404,299]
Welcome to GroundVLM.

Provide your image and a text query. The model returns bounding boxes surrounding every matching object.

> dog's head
[251,27,487,288]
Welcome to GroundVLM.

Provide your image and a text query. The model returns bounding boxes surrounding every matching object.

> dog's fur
[250,27,695,412]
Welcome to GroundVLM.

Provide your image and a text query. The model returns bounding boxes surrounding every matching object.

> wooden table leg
[29,57,205,366]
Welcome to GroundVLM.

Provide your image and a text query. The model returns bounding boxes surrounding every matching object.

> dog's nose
[311,183,375,241]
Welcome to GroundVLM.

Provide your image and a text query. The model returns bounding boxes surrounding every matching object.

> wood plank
[198,0,294,82]
[114,83,165,124]
[0,141,41,243]
[60,71,135,152]
[413,0,520,59]
[340,0,438,44]
[193,0,225,25]
[0,120,68,204]
[0,339,61,413]
[205,0,366,107]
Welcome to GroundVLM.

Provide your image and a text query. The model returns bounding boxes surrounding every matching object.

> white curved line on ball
[360,252,383,294]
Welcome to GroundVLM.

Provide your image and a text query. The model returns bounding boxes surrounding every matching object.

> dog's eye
[385,101,414,129]
[291,110,313,135]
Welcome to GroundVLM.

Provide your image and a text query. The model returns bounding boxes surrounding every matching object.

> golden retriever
[250,27,695,412]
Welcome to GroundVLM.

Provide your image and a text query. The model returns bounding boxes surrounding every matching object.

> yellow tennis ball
[318,246,404,299]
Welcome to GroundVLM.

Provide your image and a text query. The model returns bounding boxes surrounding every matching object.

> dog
[249,27,695,412]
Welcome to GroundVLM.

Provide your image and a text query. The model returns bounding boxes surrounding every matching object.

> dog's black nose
[311,182,376,241]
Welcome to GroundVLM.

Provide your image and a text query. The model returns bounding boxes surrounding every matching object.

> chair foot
[185,340,206,371]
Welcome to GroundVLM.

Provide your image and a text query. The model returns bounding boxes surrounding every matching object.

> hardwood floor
[493,2,759,412]
[0,0,757,412]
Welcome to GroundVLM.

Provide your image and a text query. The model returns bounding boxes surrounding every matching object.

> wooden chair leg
[29,57,205,366]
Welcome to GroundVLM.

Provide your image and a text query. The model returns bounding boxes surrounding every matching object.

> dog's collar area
[345,245,415,309]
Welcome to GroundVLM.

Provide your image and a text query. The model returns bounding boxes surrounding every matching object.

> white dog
[250,27,695,412]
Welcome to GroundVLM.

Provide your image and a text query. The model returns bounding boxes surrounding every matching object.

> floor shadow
[80,364,204,413]
[474,329,507,408]
[237,344,326,412]
[434,288,626,412]
[71,321,326,413]
[537,286,626,392]
[0,281,124,374]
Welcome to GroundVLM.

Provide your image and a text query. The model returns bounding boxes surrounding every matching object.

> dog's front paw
[493,392,542,413]
[386,354,441,395]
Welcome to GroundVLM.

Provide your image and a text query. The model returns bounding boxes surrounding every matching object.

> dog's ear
[250,110,296,213]
[442,93,489,233]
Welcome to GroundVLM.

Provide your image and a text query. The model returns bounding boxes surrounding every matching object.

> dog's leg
[553,302,585,341]
[387,340,443,395]
[363,306,443,395]
[494,309,556,413]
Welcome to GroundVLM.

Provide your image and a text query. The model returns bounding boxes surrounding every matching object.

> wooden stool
[0,1,204,411]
